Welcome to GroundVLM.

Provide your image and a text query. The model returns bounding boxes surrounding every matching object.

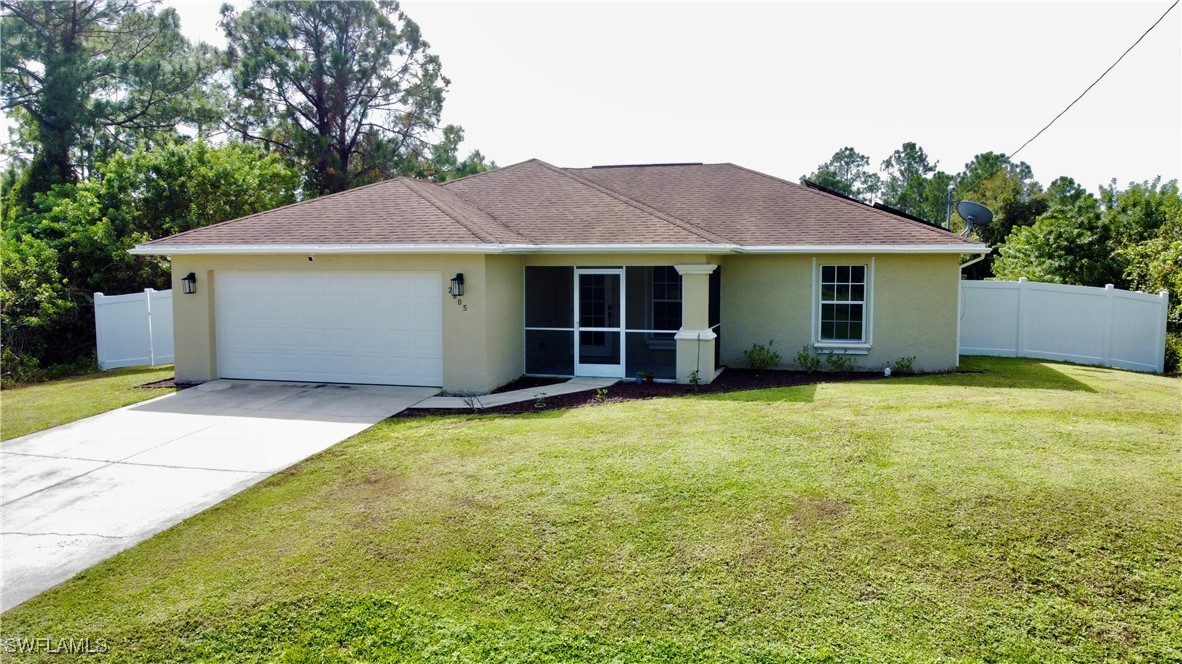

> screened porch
[523,266,720,381]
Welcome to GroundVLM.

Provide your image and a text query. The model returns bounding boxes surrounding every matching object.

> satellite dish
[956,200,994,236]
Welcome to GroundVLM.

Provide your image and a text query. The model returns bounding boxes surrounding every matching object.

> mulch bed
[489,375,569,394]
[138,377,197,390]
[397,368,887,418]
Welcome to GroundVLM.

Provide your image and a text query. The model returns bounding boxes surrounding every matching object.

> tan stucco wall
[483,255,526,391]
[169,253,520,394]
[718,253,961,373]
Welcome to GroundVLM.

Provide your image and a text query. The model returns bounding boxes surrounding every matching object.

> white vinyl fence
[93,288,174,369]
[959,278,1169,373]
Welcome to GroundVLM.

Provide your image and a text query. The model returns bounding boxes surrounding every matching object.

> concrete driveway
[0,380,436,611]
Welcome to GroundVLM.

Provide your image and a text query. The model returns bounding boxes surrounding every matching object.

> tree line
[803,143,1181,371]
[1,0,494,381]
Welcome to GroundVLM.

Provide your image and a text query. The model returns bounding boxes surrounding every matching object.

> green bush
[1,348,100,387]
[824,352,857,372]
[744,340,781,370]
[794,345,822,373]
[892,356,917,374]
[1165,333,1181,375]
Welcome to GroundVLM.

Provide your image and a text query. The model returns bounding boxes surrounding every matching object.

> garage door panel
[300,328,327,347]
[296,275,327,296]
[271,328,303,348]
[356,329,386,350]
[323,300,352,321]
[217,271,443,386]
[322,277,353,296]
[355,296,388,315]
[328,330,354,352]
[219,325,247,347]
[219,299,253,321]
[414,330,443,355]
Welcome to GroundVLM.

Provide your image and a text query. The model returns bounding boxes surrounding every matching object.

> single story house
[132,159,989,392]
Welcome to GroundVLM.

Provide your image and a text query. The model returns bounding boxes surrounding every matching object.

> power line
[958,0,1179,198]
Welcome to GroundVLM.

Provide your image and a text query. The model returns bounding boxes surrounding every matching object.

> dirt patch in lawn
[399,368,885,418]
[791,496,850,528]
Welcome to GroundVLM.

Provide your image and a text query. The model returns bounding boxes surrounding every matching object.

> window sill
[813,342,871,355]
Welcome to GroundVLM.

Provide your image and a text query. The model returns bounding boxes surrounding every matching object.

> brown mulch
[138,377,197,390]
[490,375,569,394]
[397,368,887,418]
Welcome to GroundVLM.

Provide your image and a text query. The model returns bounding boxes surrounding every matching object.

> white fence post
[1102,284,1115,366]
[94,292,108,370]
[145,288,156,367]
[1015,277,1027,357]
[1157,289,1170,374]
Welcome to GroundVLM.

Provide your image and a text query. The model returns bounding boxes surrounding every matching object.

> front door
[574,268,624,377]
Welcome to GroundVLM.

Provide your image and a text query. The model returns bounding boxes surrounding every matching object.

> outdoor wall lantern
[450,273,465,298]
[181,272,197,295]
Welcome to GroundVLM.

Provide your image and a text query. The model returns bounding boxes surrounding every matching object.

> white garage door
[216,271,443,386]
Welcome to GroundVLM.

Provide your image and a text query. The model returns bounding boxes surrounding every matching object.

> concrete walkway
[412,377,618,409]
[0,380,436,611]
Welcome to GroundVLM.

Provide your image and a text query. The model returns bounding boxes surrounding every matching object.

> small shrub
[533,392,548,409]
[1165,332,1181,374]
[0,350,102,387]
[892,356,916,374]
[744,340,781,370]
[1,349,44,386]
[459,393,482,413]
[594,387,609,403]
[688,369,702,391]
[794,345,822,373]
[824,352,857,372]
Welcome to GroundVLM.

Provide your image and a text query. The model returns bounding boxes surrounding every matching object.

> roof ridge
[589,162,704,169]
[437,161,545,241]
[438,158,540,187]
[143,178,404,245]
[399,178,528,245]
[397,179,496,243]
[724,163,976,244]
[536,160,732,245]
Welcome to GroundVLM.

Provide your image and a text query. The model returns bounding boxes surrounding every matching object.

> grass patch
[2,357,1180,662]
[0,365,175,441]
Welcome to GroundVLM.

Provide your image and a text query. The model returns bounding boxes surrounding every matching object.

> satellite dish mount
[956,200,994,237]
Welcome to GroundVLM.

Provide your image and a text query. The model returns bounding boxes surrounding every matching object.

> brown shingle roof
[442,159,725,245]
[568,163,978,246]
[140,176,527,247]
[140,158,982,251]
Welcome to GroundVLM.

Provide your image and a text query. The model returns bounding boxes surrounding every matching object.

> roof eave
[131,242,990,256]
[738,244,991,254]
[509,244,736,254]
[128,243,526,256]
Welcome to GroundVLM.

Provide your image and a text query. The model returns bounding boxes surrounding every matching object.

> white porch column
[674,264,718,384]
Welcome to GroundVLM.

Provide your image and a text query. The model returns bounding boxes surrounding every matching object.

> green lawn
[2,358,1180,662]
[0,365,175,441]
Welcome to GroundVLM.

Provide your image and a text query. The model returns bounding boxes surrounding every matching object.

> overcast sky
[139,1,1182,194]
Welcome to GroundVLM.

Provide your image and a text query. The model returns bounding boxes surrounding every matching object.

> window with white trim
[819,265,867,343]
